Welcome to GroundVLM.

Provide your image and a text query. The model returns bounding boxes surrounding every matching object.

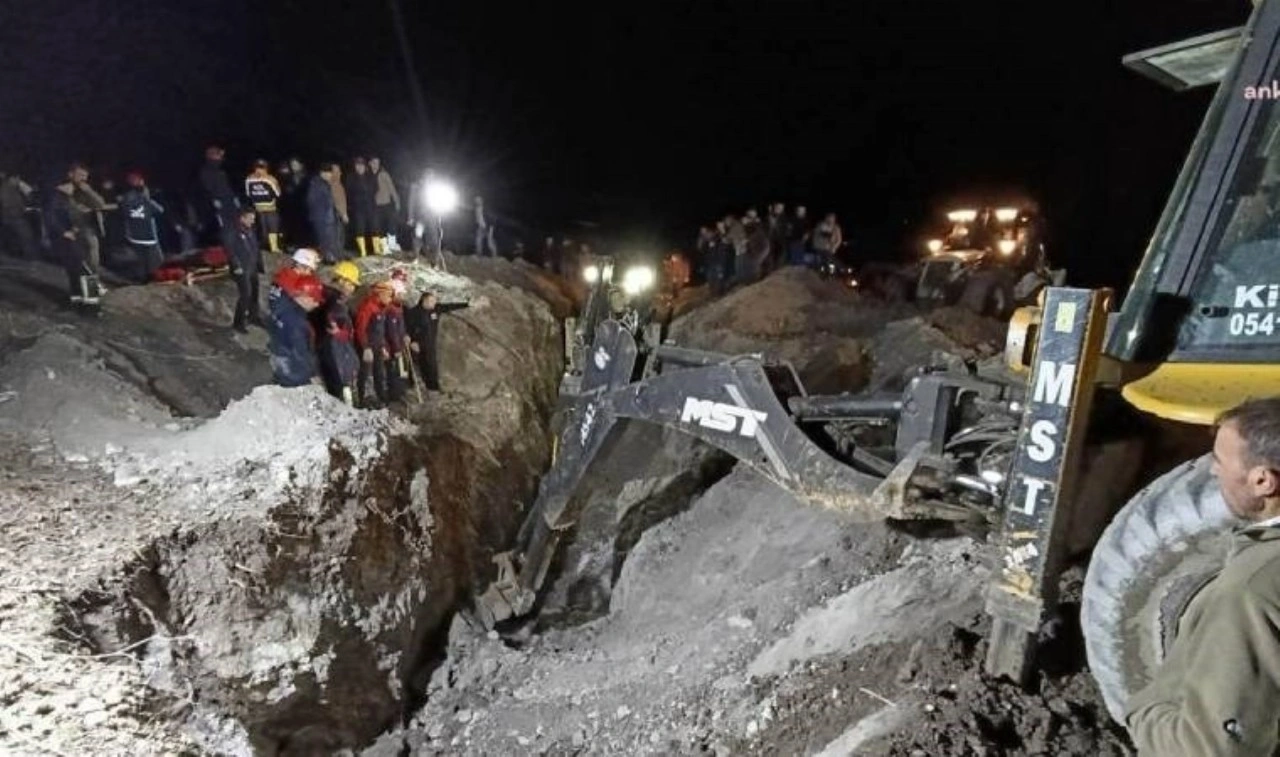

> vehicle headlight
[583,264,600,284]
[927,239,943,254]
[621,265,655,295]
[998,239,1017,255]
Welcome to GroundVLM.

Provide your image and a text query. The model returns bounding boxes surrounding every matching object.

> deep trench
[32,276,743,754]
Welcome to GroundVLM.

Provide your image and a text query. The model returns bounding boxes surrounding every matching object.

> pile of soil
[668,268,1002,395]
[0,255,564,754]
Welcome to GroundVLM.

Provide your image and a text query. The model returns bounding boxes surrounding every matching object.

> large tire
[1082,455,1235,723]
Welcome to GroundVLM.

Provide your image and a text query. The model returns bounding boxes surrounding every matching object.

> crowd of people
[693,203,844,294]
[0,145,520,307]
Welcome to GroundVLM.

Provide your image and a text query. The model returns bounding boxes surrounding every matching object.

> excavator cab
[1109,3,1280,423]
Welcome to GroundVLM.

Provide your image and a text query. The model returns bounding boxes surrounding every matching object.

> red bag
[152,265,186,283]
[200,247,229,268]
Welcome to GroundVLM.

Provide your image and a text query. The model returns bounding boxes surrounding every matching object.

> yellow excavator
[1073,0,1280,723]
[474,0,1280,730]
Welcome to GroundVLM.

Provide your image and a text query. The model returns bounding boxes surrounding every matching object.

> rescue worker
[306,164,342,263]
[314,261,361,404]
[224,207,264,333]
[198,145,238,243]
[1125,396,1280,756]
[406,291,469,392]
[245,159,283,253]
[355,280,394,407]
[0,172,37,259]
[118,172,165,282]
[346,157,378,257]
[369,156,400,254]
[44,178,93,303]
[269,247,321,311]
[267,273,324,387]
[383,272,410,401]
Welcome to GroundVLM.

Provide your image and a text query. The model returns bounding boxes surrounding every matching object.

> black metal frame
[476,318,1024,627]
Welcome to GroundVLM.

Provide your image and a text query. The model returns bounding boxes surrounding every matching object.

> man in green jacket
[1126,396,1280,755]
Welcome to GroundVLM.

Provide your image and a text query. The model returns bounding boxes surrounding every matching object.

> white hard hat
[292,248,321,269]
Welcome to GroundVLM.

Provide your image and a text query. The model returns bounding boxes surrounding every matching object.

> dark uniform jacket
[346,172,377,218]
[305,176,337,226]
[222,223,260,276]
[199,161,237,209]
[406,302,469,353]
[267,294,315,387]
[245,173,281,212]
[120,189,164,246]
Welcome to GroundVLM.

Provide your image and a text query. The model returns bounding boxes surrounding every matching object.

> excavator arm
[476,318,1024,628]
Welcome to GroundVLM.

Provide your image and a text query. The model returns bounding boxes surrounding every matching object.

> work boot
[356,237,368,258]
[268,233,281,254]
[372,236,386,256]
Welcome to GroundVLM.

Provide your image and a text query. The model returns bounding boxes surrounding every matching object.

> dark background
[0,0,1254,288]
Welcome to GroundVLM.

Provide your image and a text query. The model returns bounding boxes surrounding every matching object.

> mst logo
[680,397,767,437]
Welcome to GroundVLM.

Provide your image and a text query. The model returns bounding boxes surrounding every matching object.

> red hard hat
[390,267,408,281]
[125,172,145,187]
[295,275,325,302]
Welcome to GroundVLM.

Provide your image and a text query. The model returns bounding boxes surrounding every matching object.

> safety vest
[245,175,280,212]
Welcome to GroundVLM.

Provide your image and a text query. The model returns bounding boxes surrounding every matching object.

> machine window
[1178,96,1280,354]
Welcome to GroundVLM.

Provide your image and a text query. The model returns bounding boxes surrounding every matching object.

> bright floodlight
[583,264,600,283]
[926,238,943,253]
[424,179,459,216]
[946,209,977,223]
[998,239,1018,255]
[994,207,1020,223]
[621,265,655,295]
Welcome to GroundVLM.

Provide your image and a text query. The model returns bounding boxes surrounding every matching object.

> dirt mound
[370,470,985,756]
[0,256,563,754]
[669,268,1000,395]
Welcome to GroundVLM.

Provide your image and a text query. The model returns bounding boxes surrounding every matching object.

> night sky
[0,0,1256,288]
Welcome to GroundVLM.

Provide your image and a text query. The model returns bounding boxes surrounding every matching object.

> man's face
[239,212,256,230]
[369,158,381,172]
[337,280,355,296]
[377,289,394,305]
[297,295,321,312]
[425,295,438,309]
[1212,421,1279,519]
[71,167,89,184]
[355,163,367,174]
